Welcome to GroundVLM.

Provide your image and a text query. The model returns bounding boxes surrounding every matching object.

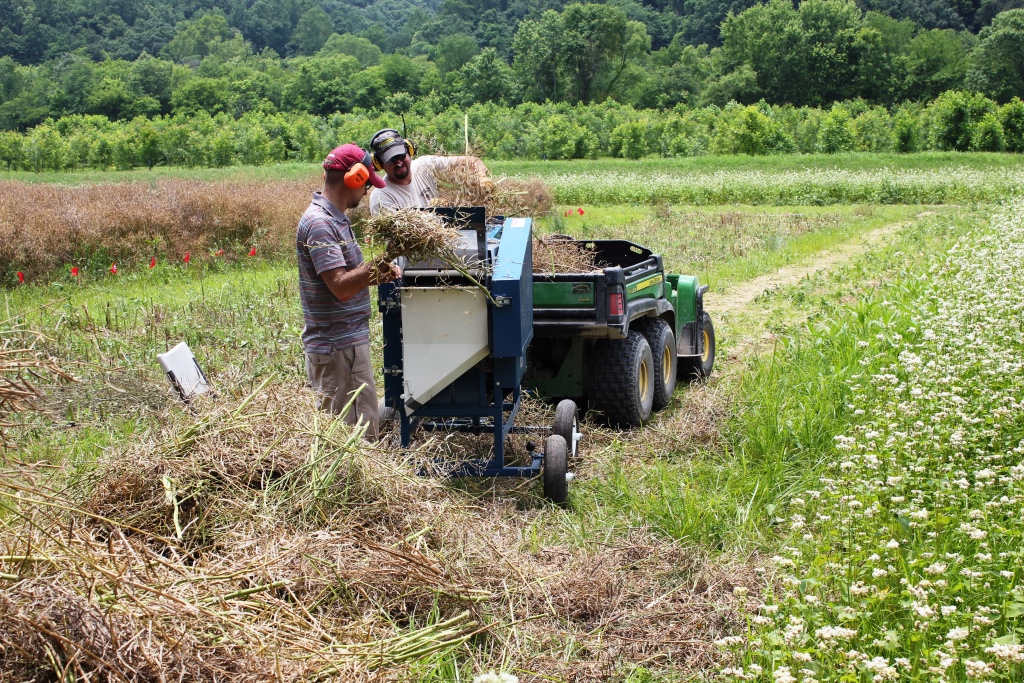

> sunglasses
[384,152,409,165]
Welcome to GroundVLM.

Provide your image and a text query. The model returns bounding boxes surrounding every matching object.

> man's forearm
[321,262,397,301]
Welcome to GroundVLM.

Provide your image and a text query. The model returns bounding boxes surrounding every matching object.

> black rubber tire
[378,397,397,425]
[543,435,569,506]
[589,331,655,427]
[642,318,677,411]
[681,312,716,381]
[553,399,581,459]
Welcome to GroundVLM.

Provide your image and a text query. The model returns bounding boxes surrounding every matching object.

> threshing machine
[377,208,578,505]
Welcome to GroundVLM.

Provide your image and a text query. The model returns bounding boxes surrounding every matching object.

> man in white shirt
[367,128,492,215]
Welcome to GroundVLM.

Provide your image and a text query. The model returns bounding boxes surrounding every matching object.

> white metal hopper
[399,285,489,412]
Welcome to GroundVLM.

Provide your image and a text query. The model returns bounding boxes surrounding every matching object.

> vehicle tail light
[609,292,624,316]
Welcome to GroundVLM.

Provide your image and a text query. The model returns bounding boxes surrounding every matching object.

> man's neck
[320,188,350,211]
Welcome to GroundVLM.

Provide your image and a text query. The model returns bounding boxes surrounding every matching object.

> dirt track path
[710,222,901,315]
[708,221,904,363]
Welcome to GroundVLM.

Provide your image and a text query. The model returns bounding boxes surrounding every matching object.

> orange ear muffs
[344,162,371,189]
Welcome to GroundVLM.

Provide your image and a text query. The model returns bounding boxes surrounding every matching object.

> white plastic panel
[157,342,210,400]
[401,286,489,411]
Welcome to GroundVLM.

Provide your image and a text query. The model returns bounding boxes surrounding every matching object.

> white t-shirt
[369,155,456,215]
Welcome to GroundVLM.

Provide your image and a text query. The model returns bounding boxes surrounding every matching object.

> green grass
[6,261,305,466]
[562,208,984,551]
[491,152,1024,177]
[6,153,1021,186]
[718,202,1024,681]
[0,162,322,185]
[542,203,931,292]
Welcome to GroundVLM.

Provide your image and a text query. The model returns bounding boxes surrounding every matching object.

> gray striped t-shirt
[296,193,370,353]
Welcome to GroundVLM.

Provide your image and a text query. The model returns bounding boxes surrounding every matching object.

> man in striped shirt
[296,144,400,439]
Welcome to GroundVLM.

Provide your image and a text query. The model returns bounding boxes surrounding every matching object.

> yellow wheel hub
[662,344,673,384]
[701,328,711,363]
[639,358,649,399]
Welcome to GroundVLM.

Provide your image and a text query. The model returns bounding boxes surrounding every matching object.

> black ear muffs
[343,162,371,189]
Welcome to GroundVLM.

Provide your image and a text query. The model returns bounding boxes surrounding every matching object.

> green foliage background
[2,0,1024,166]
[3,95,1024,172]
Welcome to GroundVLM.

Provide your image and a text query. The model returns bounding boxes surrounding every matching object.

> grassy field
[5,152,1024,187]
[2,154,1023,681]
[5,153,1024,207]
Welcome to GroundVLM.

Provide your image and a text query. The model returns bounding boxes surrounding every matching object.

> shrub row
[1,92,1023,173]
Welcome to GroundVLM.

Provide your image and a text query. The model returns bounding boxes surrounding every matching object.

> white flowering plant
[723,200,1024,682]
[548,168,1024,206]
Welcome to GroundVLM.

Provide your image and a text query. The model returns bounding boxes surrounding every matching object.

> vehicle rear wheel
[543,435,569,506]
[681,312,715,381]
[643,318,677,411]
[590,331,655,427]
[553,399,582,459]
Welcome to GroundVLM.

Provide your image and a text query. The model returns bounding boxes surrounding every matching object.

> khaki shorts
[304,344,378,440]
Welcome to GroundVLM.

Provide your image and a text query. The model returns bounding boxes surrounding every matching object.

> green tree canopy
[162,12,239,63]
[290,7,335,56]
[968,8,1024,101]
[319,33,383,66]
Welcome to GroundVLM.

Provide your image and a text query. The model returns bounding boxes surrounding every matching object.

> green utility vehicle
[526,237,715,427]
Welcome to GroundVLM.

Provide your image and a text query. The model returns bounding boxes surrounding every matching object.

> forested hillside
[3,0,1020,64]
[2,0,1024,134]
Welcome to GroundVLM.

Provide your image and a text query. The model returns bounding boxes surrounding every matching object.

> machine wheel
[378,397,398,426]
[642,318,677,411]
[543,435,569,506]
[553,399,582,459]
[590,331,655,427]
[681,312,716,381]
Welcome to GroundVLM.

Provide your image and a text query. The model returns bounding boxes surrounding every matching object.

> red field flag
[109,263,117,275]
[17,271,24,283]
[71,266,79,277]
[248,247,257,257]
[150,256,156,268]
[184,252,190,264]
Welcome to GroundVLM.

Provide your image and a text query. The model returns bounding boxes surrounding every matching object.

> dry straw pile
[532,234,598,274]
[0,377,758,681]
[0,179,314,279]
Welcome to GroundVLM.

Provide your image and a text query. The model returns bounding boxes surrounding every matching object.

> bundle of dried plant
[360,208,461,266]
[488,177,555,217]
[399,137,553,218]
[532,234,598,274]
[434,160,554,218]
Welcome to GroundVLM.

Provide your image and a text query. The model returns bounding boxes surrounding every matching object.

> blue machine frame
[378,217,541,477]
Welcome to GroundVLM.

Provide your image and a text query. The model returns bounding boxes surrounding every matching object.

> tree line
[3,93,1022,173]
[2,1,1024,133]
[4,0,1019,67]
